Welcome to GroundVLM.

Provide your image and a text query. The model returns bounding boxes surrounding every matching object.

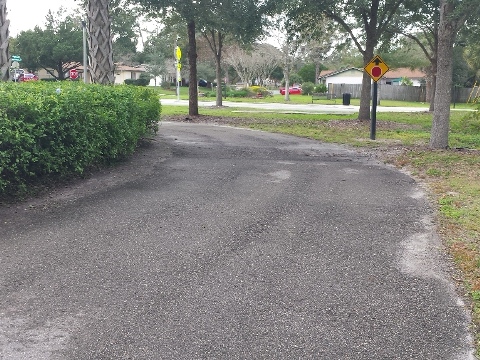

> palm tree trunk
[87,0,114,84]
[0,0,10,81]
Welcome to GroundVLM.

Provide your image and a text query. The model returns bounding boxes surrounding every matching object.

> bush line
[0,82,161,196]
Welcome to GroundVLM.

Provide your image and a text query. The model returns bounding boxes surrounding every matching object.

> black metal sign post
[364,55,389,141]
[371,81,378,140]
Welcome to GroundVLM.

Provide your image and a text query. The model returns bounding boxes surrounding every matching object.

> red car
[18,73,39,82]
[280,86,302,95]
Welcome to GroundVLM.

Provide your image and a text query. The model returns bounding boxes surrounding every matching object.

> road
[160,98,433,114]
[0,122,475,359]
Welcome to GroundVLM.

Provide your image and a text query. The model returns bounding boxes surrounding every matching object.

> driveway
[0,122,474,359]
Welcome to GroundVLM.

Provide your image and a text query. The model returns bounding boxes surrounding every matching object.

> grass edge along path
[161,104,480,356]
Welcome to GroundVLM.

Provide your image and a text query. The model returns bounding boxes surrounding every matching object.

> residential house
[319,67,426,87]
[318,67,364,87]
[114,63,146,84]
[380,68,426,86]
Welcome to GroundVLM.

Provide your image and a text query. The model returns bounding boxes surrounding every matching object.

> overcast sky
[8,0,80,36]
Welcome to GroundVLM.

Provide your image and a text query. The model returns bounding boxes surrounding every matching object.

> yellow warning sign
[364,55,389,82]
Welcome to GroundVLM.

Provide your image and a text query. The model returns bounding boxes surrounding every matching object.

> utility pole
[81,20,88,84]
[175,36,181,101]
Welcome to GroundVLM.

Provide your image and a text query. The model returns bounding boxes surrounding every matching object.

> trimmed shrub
[314,84,328,93]
[160,81,171,89]
[0,82,161,196]
[301,82,315,95]
[249,86,271,97]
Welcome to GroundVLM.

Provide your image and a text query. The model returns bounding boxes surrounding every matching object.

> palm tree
[0,0,10,81]
[87,0,114,84]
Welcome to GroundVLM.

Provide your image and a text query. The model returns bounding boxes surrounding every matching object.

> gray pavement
[0,122,475,359]
[160,98,432,114]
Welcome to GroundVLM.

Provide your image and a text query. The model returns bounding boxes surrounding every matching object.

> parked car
[280,86,302,95]
[18,73,39,82]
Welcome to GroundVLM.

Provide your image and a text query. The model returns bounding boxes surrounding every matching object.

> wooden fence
[327,83,479,103]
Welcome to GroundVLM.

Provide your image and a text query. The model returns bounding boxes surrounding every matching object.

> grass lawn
[161,99,480,355]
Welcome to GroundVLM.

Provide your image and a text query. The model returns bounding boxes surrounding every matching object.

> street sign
[364,55,390,140]
[70,69,78,80]
[11,55,22,62]
[364,55,389,82]
[11,61,19,69]
[175,46,182,61]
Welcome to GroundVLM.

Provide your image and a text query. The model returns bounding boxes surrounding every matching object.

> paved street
[160,98,433,114]
[0,122,475,359]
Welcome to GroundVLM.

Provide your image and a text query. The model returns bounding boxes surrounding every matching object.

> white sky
[8,0,80,36]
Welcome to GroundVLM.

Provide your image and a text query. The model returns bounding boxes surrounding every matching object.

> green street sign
[11,55,22,62]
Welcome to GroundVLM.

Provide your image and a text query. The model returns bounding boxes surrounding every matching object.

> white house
[318,67,364,86]
[319,67,426,87]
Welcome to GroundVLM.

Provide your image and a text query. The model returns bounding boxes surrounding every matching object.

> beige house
[114,63,146,84]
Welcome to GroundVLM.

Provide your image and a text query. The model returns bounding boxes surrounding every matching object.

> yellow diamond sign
[175,46,182,61]
[364,55,389,82]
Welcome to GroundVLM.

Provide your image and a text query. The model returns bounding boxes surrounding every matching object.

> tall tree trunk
[283,43,291,102]
[430,0,456,149]
[187,20,199,116]
[0,0,10,81]
[215,51,223,106]
[87,0,114,84]
[428,64,437,112]
[358,48,375,121]
[207,30,223,107]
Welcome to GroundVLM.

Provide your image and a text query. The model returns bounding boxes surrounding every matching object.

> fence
[327,83,479,103]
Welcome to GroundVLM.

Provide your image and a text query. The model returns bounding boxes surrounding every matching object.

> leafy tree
[141,30,172,86]
[197,61,216,83]
[0,0,9,81]
[198,0,270,106]
[298,63,316,83]
[295,15,337,84]
[269,66,283,83]
[286,0,409,120]
[224,44,280,88]
[134,0,208,116]
[386,0,439,110]
[460,16,480,85]
[322,43,363,69]
[430,0,480,148]
[88,0,115,84]
[452,44,473,87]
[380,37,430,70]
[286,73,302,86]
[301,81,314,94]
[15,9,83,80]
[270,14,304,101]
[110,0,143,62]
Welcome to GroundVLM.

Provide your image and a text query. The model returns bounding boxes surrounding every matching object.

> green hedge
[0,82,161,196]
[124,78,150,86]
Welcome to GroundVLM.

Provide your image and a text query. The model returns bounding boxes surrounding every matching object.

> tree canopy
[15,8,83,79]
